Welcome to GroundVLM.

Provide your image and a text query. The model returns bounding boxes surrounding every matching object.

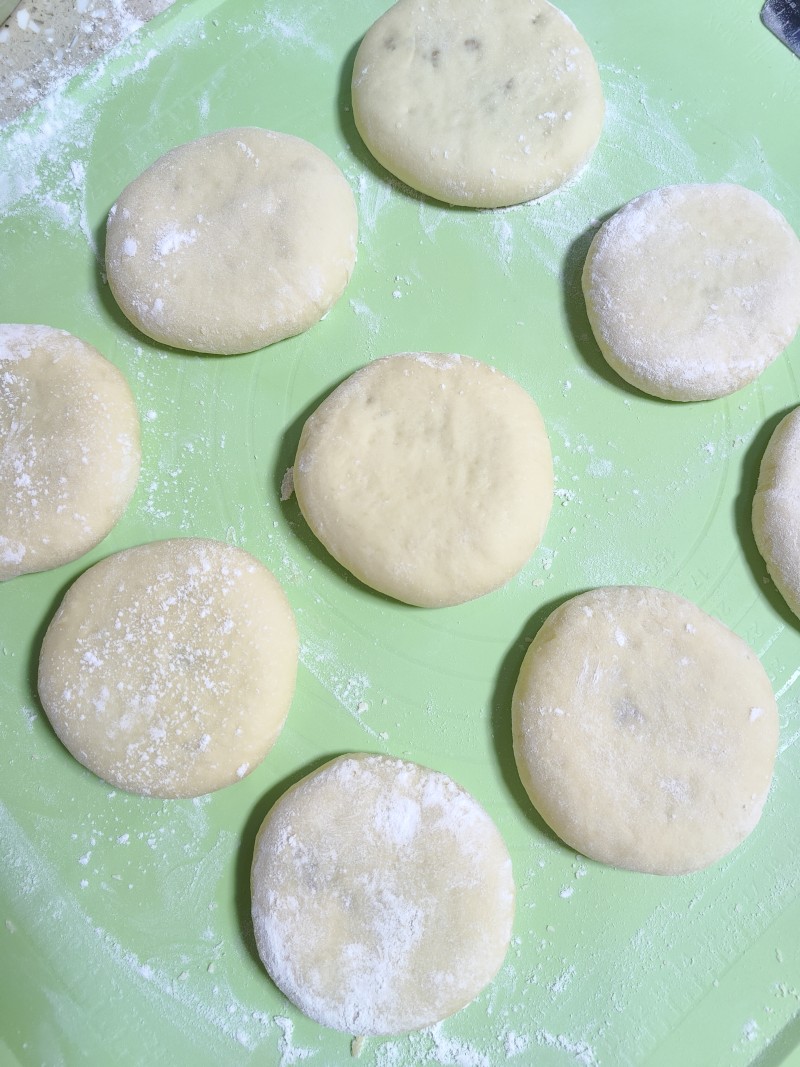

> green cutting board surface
[2,1,800,1064]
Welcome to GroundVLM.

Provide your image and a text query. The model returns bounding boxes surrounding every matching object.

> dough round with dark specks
[251,752,515,1035]
[106,128,358,355]
[38,538,298,798]
[512,586,778,874]
[351,0,604,207]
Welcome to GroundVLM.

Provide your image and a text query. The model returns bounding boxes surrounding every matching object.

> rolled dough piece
[251,752,515,1034]
[351,0,604,207]
[753,405,800,620]
[38,538,298,798]
[105,127,358,355]
[0,324,140,581]
[292,352,553,607]
[512,586,778,875]
[582,183,800,401]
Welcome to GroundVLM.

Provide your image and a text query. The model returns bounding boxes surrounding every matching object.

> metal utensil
[762,0,800,56]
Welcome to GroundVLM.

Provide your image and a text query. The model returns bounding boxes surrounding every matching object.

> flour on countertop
[0,0,171,125]
[298,638,386,743]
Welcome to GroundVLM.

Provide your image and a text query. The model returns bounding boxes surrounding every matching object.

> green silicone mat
[2,1,800,1064]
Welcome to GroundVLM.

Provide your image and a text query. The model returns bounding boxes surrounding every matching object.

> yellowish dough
[0,324,140,581]
[512,586,778,874]
[106,128,358,354]
[38,538,298,798]
[582,184,800,401]
[753,406,800,620]
[293,353,553,607]
[251,753,515,1034]
[352,0,604,207]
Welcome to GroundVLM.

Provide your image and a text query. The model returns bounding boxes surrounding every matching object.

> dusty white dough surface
[582,183,800,401]
[753,406,800,620]
[512,586,778,875]
[292,352,553,607]
[251,752,515,1035]
[351,0,604,207]
[38,538,298,798]
[105,127,358,354]
[0,324,140,581]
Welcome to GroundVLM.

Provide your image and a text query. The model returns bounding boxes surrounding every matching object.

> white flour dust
[3,2,799,1065]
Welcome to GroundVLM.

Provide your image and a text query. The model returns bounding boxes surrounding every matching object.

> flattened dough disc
[251,752,515,1034]
[512,586,778,874]
[753,405,800,620]
[38,538,298,798]
[292,352,553,607]
[352,0,604,207]
[582,183,800,401]
[106,128,358,354]
[0,324,140,581]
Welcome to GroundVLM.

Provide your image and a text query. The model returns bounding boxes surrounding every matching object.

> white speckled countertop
[0,0,173,124]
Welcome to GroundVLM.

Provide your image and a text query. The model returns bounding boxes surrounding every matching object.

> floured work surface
[1,1,799,1064]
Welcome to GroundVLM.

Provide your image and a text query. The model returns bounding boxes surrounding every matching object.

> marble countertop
[0,0,173,124]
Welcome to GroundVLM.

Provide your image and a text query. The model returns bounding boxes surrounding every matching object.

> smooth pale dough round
[512,586,778,875]
[351,0,604,207]
[105,127,358,355]
[251,752,515,1035]
[38,538,298,798]
[582,183,800,401]
[293,353,553,607]
[0,324,140,581]
[753,405,800,620]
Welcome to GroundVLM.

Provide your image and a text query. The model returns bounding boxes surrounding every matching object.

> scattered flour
[1,2,798,1065]
[298,638,387,743]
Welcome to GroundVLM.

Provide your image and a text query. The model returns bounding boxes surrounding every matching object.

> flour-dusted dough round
[351,0,604,208]
[753,406,800,620]
[582,183,800,401]
[251,752,515,1035]
[512,586,778,875]
[105,128,358,355]
[292,353,553,607]
[38,538,298,798]
[0,324,140,581]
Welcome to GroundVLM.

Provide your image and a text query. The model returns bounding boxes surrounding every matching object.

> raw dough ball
[38,538,298,798]
[753,405,800,619]
[105,127,358,355]
[582,183,800,401]
[351,0,604,207]
[251,752,515,1034]
[512,586,778,875]
[0,324,140,581]
[292,353,553,607]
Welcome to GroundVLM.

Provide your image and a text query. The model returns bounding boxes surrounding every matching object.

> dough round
[251,752,515,1035]
[512,586,778,875]
[292,353,553,607]
[38,538,298,798]
[351,0,604,207]
[0,324,140,582]
[753,405,800,619]
[582,183,800,401]
[105,127,358,355]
